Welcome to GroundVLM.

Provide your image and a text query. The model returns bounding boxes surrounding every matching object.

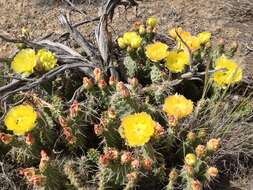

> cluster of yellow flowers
[145,28,211,73]
[4,104,38,135]
[169,27,211,52]
[117,17,159,51]
[120,94,193,146]
[118,17,243,87]
[11,48,57,77]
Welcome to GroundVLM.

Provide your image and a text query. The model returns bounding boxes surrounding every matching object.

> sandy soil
[0,0,252,71]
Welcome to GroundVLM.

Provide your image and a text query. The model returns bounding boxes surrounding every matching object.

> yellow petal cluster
[185,153,197,166]
[145,42,168,62]
[213,55,243,87]
[168,27,211,52]
[197,32,211,44]
[166,50,190,73]
[146,16,158,28]
[121,32,142,49]
[120,112,155,147]
[163,94,193,119]
[117,37,127,49]
[37,49,57,71]
[11,49,36,77]
[4,105,38,135]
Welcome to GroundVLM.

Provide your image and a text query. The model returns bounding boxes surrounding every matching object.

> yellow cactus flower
[207,167,219,178]
[168,27,183,39]
[11,49,36,77]
[139,25,146,35]
[195,145,206,158]
[117,37,127,49]
[130,35,142,49]
[169,27,202,52]
[178,35,201,52]
[36,49,57,71]
[163,94,193,119]
[4,105,38,135]
[166,50,190,73]
[119,112,155,147]
[123,32,139,45]
[191,180,203,190]
[197,31,212,44]
[145,42,168,62]
[185,153,197,166]
[169,27,191,40]
[213,55,243,87]
[206,138,221,152]
[147,16,158,28]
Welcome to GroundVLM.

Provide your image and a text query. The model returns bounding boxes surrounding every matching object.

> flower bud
[169,168,178,182]
[130,36,142,49]
[168,115,178,127]
[30,175,46,187]
[109,75,117,86]
[63,127,76,144]
[228,41,238,56]
[187,132,196,143]
[121,88,130,98]
[100,117,109,126]
[121,151,133,164]
[70,100,79,118]
[185,165,194,176]
[94,124,103,136]
[0,133,13,144]
[205,42,212,48]
[107,108,116,119]
[146,26,153,33]
[98,79,107,90]
[131,159,140,169]
[168,27,183,39]
[127,46,134,53]
[129,77,139,88]
[197,129,206,140]
[154,123,166,137]
[58,116,68,128]
[100,154,109,167]
[147,17,158,28]
[218,38,225,52]
[21,27,30,37]
[127,172,138,182]
[143,158,153,170]
[207,167,219,178]
[139,25,146,35]
[117,37,127,49]
[195,145,206,158]
[83,77,94,90]
[231,41,238,50]
[25,132,35,145]
[16,43,26,49]
[206,138,221,152]
[185,153,197,166]
[133,21,141,29]
[19,167,35,180]
[191,180,203,190]
[39,150,49,172]
[106,148,119,160]
[117,82,126,91]
[93,68,102,81]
